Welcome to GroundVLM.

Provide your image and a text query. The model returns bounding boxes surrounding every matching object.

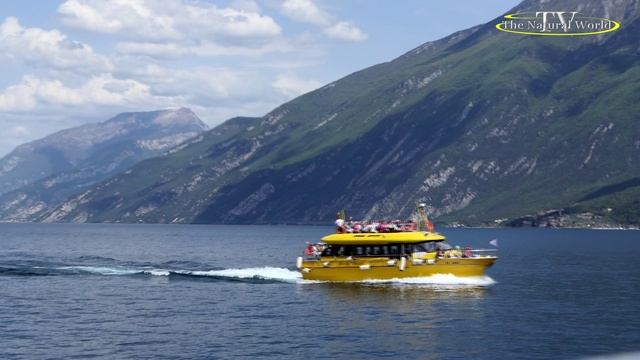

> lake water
[1,223,638,359]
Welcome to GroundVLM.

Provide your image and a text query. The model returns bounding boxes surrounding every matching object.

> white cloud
[115,62,267,102]
[281,0,331,25]
[0,17,111,71]
[58,0,282,40]
[228,0,261,13]
[325,21,368,42]
[115,39,293,58]
[273,73,322,97]
[0,79,37,111]
[9,126,30,138]
[113,61,320,121]
[57,0,125,34]
[0,74,169,112]
[8,76,62,110]
[57,0,289,59]
[279,0,367,42]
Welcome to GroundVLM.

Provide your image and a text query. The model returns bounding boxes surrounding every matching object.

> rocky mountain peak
[0,108,208,196]
[104,108,208,132]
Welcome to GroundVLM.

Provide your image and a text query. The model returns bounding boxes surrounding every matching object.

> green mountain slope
[44,0,640,227]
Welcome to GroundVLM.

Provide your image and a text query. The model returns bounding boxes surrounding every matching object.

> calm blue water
[1,224,638,359]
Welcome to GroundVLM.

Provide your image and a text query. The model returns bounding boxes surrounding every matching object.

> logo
[496,12,620,36]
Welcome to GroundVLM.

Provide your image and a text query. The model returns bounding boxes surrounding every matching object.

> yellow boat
[296,206,497,282]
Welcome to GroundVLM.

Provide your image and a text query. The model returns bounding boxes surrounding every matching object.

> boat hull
[300,257,497,282]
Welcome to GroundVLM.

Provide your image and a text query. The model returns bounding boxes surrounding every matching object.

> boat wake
[2,262,494,287]
[57,265,304,283]
[356,274,496,287]
[174,267,302,283]
[57,266,144,276]
[1,262,303,283]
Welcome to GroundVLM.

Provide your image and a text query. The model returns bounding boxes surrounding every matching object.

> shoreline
[0,220,638,230]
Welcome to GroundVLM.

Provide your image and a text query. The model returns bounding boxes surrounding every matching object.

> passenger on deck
[315,243,326,256]
[333,218,422,233]
[451,246,462,258]
[335,213,345,233]
[363,221,376,233]
[462,247,473,258]
[344,218,354,233]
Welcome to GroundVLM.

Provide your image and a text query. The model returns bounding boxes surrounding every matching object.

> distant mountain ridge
[34,0,640,227]
[0,108,208,222]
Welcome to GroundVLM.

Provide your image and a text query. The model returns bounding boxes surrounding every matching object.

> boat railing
[303,244,497,260]
[305,251,496,259]
[468,248,498,258]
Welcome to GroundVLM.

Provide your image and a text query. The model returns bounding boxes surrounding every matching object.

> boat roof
[321,231,446,245]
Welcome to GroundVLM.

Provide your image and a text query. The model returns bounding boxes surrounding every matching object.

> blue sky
[0,0,521,156]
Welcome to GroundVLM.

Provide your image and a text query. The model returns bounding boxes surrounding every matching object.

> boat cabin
[320,240,453,258]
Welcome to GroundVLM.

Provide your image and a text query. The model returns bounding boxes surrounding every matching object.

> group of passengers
[334,213,417,234]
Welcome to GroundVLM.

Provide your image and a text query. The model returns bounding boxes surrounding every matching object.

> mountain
[0,108,208,221]
[44,0,640,227]
[41,116,260,223]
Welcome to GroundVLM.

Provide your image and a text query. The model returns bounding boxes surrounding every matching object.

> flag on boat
[489,239,498,247]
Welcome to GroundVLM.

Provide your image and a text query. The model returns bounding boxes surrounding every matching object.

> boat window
[436,242,452,250]
[424,242,437,252]
[405,244,414,254]
[414,244,427,252]
[326,244,412,257]
[321,246,333,256]
[413,243,437,252]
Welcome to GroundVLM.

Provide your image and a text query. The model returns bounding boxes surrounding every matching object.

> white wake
[181,267,302,282]
[56,265,495,287]
[58,266,141,276]
[356,274,496,287]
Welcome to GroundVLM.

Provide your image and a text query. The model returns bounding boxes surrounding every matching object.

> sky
[0,0,521,157]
